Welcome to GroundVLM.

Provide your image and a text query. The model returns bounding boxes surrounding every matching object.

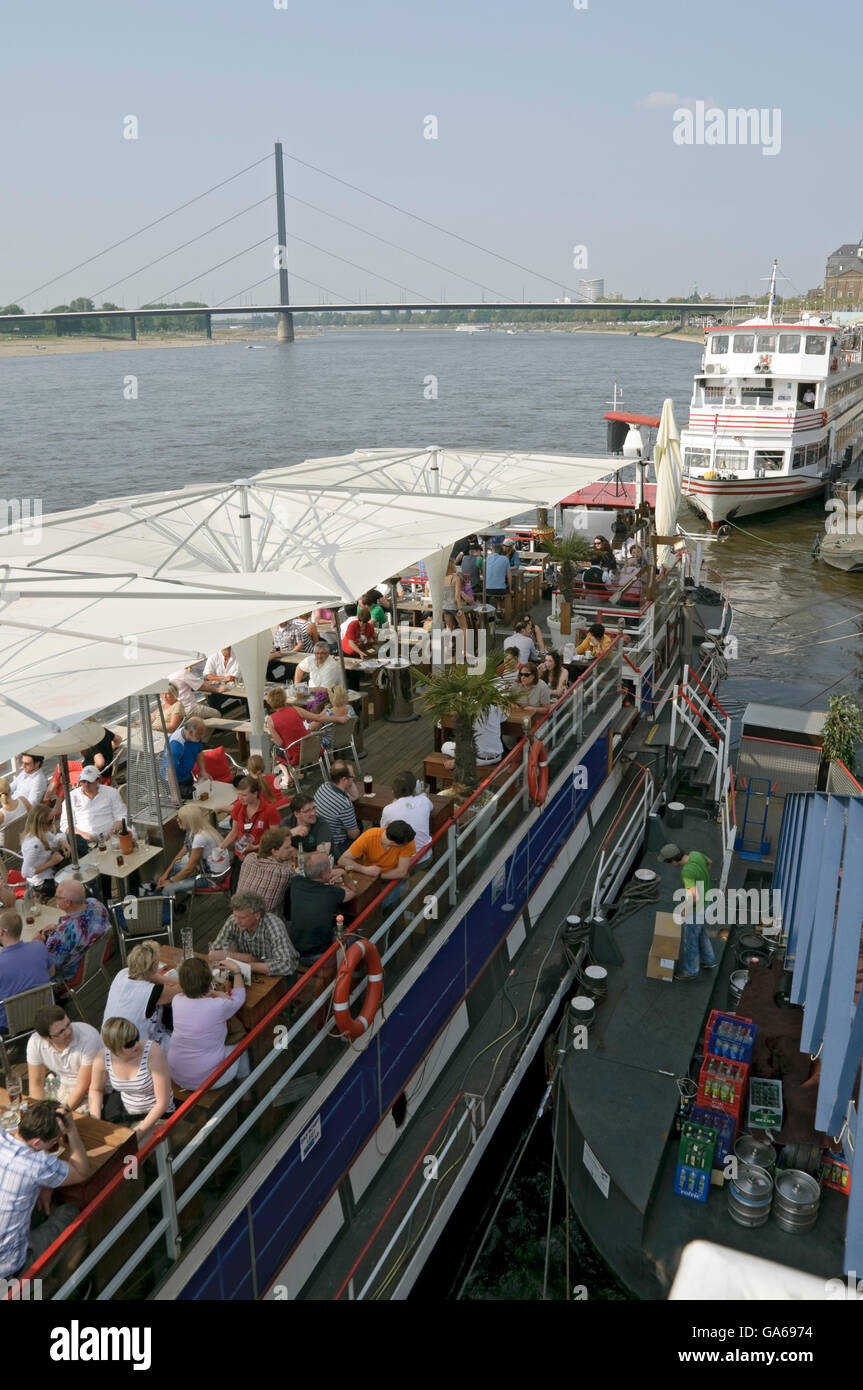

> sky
[2,0,861,312]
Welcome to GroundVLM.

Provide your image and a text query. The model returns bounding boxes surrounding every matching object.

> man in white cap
[658,843,716,981]
[59,767,127,859]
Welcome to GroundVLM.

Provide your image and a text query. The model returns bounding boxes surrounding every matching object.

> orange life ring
[333,939,383,1039]
[528,740,549,807]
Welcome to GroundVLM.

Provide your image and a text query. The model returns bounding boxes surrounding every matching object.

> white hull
[682,473,827,524]
[816,534,863,572]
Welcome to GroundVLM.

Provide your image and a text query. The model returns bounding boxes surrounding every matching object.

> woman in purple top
[169,956,247,1092]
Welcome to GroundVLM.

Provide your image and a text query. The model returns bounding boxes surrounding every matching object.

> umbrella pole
[334,607,350,691]
[60,754,79,869]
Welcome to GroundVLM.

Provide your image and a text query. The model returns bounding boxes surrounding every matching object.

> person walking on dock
[658,843,717,981]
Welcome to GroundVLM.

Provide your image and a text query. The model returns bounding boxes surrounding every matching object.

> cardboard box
[646,951,675,982]
[652,911,682,959]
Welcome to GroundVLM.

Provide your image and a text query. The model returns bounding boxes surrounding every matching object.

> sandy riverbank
[0,329,317,359]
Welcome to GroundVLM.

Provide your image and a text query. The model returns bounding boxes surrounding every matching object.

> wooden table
[0,1089,136,1207]
[20,903,64,943]
[354,788,452,838]
[193,780,238,813]
[340,869,385,920]
[159,945,288,1032]
[79,842,162,887]
[433,710,540,752]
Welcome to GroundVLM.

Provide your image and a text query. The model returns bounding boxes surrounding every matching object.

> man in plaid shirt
[209,890,298,978]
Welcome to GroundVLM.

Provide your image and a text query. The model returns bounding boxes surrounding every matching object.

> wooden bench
[423,753,500,792]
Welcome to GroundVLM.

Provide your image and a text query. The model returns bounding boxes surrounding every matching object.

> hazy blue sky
[3,0,860,310]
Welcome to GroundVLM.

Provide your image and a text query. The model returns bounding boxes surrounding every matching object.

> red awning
[604,411,662,427]
[559,481,657,508]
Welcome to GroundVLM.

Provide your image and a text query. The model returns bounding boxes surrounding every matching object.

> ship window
[804,335,828,355]
[806,444,819,466]
[710,335,729,355]
[777,334,801,353]
[714,449,748,470]
[732,334,754,352]
[684,448,711,470]
[792,449,806,469]
[754,450,784,471]
[755,334,776,352]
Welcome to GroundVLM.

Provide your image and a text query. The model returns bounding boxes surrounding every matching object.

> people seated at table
[314,762,361,859]
[285,794,334,856]
[540,650,569,700]
[302,684,352,748]
[483,544,513,598]
[160,717,208,799]
[20,804,70,895]
[338,821,416,884]
[443,569,477,634]
[360,590,389,628]
[289,854,356,972]
[591,535,617,572]
[511,662,552,714]
[170,956,248,1092]
[440,708,505,772]
[27,1006,102,1110]
[0,909,52,1031]
[210,890,298,978]
[0,776,31,842]
[236,826,297,916]
[339,603,358,641]
[265,687,310,767]
[268,614,319,678]
[10,754,47,809]
[342,605,377,658]
[89,1018,174,1142]
[616,545,646,601]
[59,766,127,858]
[498,646,521,689]
[381,772,433,854]
[168,663,223,721]
[151,683,186,738]
[202,646,242,712]
[103,939,180,1049]
[502,540,521,569]
[157,803,231,898]
[220,777,282,876]
[508,616,544,665]
[38,879,111,986]
[575,622,613,661]
[80,726,122,775]
[0,1099,91,1283]
[295,640,342,691]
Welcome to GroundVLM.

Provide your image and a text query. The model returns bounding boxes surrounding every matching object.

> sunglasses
[123,1035,140,1049]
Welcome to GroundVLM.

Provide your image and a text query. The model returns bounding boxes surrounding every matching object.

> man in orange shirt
[337,821,415,884]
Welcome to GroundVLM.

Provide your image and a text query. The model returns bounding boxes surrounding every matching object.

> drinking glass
[7,1076,23,1118]
[181,928,194,961]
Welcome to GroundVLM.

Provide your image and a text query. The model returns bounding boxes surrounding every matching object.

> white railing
[590,766,654,916]
[670,663,732,803]
[719,764,737,891]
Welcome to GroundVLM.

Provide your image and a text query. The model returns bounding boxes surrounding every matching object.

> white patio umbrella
[653,400,685,568]
[0,566,340,762]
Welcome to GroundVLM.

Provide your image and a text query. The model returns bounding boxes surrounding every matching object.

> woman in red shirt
[221,777,281,865]
[265,687,309,766]
[341,605,376,658]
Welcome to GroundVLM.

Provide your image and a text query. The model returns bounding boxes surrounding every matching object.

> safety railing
[22,634,628,1300]
[670,662,732,803]
[590,764,654,916]
[719,764,737,890]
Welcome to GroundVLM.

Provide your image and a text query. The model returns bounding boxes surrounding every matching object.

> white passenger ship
[681,269,863,524]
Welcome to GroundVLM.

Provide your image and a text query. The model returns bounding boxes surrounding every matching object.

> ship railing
[670,662,732,803]
[719,763,738,891]
[590,764,654,917]
[20,636,627,1300]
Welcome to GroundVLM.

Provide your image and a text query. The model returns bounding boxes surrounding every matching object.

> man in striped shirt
[268,614,318,678]
[314,762,361,859]
[210,891,298,978]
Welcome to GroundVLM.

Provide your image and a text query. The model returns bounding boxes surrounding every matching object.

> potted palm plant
[416,650,511,799]
[542,534,593,639]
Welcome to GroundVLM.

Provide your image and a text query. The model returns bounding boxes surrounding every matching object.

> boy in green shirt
[658,843,717,981]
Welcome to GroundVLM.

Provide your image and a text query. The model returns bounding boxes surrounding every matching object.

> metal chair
[1,982,56,1051]
[277,732,326,795]
[322,716,361,777]
[0,816,26,862]
[63,934,113,1025]
[110,896,176,967]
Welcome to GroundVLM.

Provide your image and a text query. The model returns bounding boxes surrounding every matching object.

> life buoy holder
[528,740,549,806]
[333,939,383,1039]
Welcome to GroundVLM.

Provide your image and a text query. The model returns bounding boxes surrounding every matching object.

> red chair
[6,870,27,900]
[201,746,233,783]
[263,772,292,813]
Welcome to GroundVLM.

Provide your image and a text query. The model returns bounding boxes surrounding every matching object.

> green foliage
[542,534,593,607]
[820,695,863,773]
[415,652,511,793]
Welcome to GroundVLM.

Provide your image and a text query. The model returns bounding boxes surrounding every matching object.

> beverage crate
[747,1077,783,1130]
[820,1154,851,1196]
[678,1126,716,1173]
[696,1054,748,1118]
[689,1106,736,1168]
[707,1016,757,1066]
[674,1163,710,1203]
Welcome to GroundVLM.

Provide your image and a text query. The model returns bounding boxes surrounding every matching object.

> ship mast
[766,258,778,324]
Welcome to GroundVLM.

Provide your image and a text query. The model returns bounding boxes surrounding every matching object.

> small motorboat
[812,530,863,572]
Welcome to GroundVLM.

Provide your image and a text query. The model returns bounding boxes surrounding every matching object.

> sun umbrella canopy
[653,401,684,567]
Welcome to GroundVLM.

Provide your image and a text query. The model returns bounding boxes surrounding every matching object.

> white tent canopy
[0,567,340,762]
[653,401,684,568]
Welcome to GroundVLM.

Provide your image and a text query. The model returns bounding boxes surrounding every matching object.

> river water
[6,329,861,709]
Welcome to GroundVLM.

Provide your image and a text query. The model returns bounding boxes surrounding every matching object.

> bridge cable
[12,152,272,305]
[280,148,593,304]
[217,271,357,307]
[148,234,276,305]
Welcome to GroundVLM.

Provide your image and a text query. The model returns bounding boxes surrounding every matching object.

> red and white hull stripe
[682,473,826,524]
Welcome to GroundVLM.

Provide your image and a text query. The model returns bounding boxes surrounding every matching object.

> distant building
[553,296,573,305]
[578,279,605,302]
[824,240,863,311]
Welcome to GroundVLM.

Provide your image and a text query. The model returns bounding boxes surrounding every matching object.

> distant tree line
[0,298,208,334]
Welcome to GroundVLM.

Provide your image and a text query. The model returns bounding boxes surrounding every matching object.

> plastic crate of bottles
[674,1163,710,1203]
[678,1124,716,1173]
[747,1076,782,1130]
[820,1154,851,1196]
[707,1016,757,1066]
[696,1054,749,1118]
[688,1106,736,1168]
